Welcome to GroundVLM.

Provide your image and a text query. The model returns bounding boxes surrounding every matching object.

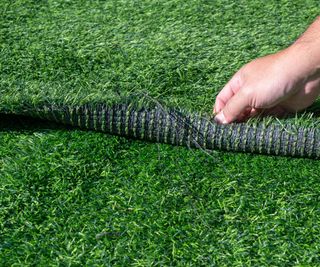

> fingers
[236,107,286,122]
[214,90,251,124]
[213,73,241,114]
[236,107,260,122]
[216,105,288,124]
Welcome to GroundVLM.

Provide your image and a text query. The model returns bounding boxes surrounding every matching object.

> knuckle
[241,87,254,99]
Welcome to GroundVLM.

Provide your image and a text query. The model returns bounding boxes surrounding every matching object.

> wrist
[284,42,320,80]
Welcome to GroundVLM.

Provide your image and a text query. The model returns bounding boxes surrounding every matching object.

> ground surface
[1,0,320,266]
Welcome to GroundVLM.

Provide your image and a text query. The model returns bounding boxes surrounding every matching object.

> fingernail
[214,111,227,124]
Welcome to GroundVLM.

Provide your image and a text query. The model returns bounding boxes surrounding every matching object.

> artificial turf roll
[5,102,319,159]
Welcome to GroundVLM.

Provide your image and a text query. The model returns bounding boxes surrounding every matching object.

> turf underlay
[1,0,320,265]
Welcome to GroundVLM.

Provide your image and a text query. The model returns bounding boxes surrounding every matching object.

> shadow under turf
[0,114,69,132]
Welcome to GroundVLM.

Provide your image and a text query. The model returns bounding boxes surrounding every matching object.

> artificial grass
[1,0,320,265]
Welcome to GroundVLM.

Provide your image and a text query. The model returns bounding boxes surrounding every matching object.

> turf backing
[1,0,320,266]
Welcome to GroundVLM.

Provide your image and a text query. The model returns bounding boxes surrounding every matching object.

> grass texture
[1,0,320,265]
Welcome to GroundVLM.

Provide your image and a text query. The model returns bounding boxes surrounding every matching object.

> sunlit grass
[1,0,320,265]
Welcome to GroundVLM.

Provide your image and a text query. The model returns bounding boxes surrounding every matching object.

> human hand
[213,45,320,124]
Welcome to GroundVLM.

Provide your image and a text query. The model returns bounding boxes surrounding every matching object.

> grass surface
[1,0,320,265]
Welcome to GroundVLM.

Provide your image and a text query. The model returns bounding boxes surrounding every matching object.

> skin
[214,16,320,124]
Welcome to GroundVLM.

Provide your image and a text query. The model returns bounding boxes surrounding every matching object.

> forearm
[287,16,320,79]
[294,16,320,44]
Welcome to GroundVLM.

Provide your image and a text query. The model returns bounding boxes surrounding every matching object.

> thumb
[214,90,251,124]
